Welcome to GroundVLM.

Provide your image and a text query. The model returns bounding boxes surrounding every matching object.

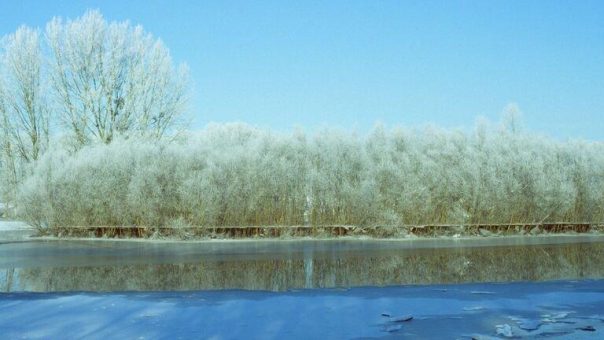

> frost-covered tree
[0,26,48,162]
[501,103,523,135]
[45,10,188,145]
[0,26,49,206]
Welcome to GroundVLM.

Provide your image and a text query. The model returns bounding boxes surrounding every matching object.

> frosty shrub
[17,123,604,228]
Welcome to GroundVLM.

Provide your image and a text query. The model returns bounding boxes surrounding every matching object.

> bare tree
[45,10,188,145]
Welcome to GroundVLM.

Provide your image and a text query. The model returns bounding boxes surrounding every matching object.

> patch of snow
[0,220,32,231]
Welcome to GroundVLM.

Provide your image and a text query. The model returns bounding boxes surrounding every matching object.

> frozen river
[1,235,604,338]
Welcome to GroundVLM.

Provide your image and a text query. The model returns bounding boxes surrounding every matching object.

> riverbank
[3,220,604,243]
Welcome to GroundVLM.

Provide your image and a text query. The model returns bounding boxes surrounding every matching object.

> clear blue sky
[1,0,603,140]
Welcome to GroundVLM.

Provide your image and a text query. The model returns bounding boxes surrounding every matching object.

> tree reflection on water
[4,241,604,292]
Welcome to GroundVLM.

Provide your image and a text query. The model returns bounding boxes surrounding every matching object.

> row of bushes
[16,123,604,228]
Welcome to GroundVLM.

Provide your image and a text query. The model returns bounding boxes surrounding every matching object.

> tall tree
[0,26,48,163]
[0,26,48,206]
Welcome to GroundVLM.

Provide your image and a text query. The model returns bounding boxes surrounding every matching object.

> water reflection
[2,238,604,292]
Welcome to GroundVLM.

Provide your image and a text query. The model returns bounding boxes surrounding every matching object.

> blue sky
[1,0,603,140]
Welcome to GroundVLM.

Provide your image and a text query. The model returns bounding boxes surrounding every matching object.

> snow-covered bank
[0,220,35,241]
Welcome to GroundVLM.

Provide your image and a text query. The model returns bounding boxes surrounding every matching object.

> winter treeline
[17,123,604,228]
[3,11,603,229]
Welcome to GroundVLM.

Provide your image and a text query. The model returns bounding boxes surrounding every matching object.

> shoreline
[29,230,604,246]
[38,222,604,240]
[3,220,604,244]
[29,233,604,249]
